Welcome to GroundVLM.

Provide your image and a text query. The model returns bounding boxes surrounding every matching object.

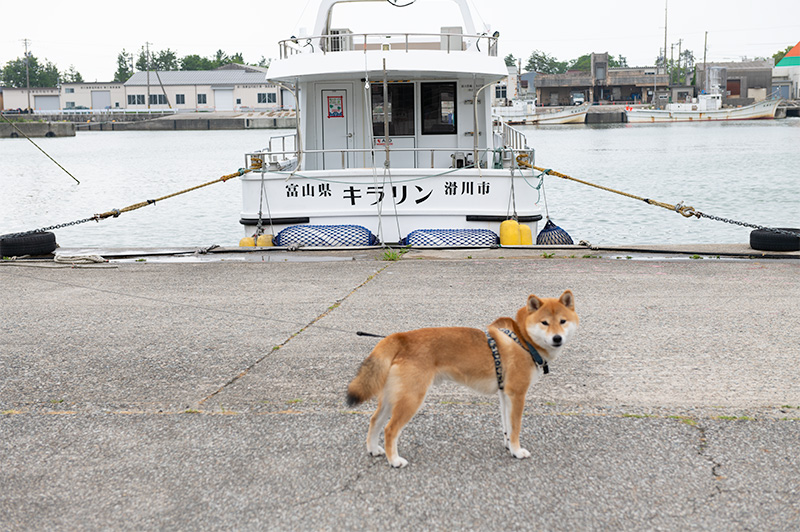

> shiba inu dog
[346,290,578,468]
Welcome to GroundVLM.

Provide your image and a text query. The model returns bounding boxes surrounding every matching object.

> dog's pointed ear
[559,290,575,310]
[527,294,543,313]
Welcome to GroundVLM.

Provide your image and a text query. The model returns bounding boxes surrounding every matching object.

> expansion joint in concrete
[194,263,393,407]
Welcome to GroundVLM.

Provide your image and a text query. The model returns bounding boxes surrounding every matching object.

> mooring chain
[514,154,795,237]
[3,217,99,239]
[694,212,799,237]
[3,164,261,239]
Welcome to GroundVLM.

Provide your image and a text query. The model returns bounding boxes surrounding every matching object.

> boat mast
[382,59,390,169]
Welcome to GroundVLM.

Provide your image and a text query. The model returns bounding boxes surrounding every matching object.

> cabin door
[321,85,353,169]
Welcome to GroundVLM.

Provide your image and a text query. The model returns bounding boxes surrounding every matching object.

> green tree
[227,52,245,65]
[504,53,516,67]
[61,65,84,83]
[213,49,229,67]
[1,55,59,87]
[773,44,793,64]
[568,54,591,71]
[524,50,567,74]
[666,49,695,85]
[180,54,215,70]
[566,53,629,71]
[114,49,134,82]
[135,47,178,71]
[610,54,628,68]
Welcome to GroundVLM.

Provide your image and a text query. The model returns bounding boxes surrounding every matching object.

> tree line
[0,56,84,88]
[2,44,794,89]
[507,44,795,85]
[506,51,629,73]
[112,47,270,82]
[0,47,269,88]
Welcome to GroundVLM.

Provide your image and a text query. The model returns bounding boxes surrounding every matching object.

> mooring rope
[0,112,81,184]
[515,154,797,237]
[5,161,262,239]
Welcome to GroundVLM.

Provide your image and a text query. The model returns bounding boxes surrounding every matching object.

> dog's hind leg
[497,390,511,450]
[366,395,391,457]
[383,373,430,468]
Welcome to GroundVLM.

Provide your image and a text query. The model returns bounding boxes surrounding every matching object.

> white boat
[240,0,542,246]
[626,93,780,123]
[492,100,589,125]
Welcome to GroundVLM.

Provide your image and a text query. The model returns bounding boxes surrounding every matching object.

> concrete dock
[1,248,799,530]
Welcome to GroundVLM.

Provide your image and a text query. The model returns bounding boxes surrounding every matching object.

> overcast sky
[2,0,796,82]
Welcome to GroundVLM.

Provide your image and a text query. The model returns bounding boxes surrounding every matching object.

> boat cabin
[265,0,507,171]
[241,0,542,246]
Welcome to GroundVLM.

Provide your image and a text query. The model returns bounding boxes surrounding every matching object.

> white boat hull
[240,168,542,244]
[626,99,780,123]
[493,104,589,124]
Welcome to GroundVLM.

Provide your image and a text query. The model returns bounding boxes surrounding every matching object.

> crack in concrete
[695,423,725,502]
[195,263,393,408]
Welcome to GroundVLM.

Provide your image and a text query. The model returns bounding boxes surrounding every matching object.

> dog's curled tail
[346,338,396,406]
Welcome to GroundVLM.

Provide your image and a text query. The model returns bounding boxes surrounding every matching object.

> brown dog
[346,290,578,467]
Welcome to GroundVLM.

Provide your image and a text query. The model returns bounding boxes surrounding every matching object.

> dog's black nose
[552,335,562,346]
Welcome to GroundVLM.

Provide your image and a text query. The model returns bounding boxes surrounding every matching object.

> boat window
[421,82,456,135]
[371,83,414,137]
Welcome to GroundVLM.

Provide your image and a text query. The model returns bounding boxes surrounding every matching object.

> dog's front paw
[511,447,531,459]
[389,456,409,468]
[368,446,386,457]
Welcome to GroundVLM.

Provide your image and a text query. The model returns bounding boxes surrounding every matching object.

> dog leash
[356,331,386,338]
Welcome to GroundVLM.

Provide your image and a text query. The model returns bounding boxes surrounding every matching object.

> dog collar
[498,328,550,375]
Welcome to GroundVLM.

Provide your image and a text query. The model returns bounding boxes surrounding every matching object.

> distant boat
[493,100,589,124]
[626,93,780,123]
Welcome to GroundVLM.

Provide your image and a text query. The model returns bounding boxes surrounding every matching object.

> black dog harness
[486,328,549,390]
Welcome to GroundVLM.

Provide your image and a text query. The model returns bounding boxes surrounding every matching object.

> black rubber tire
[0,232,58,256]
[749,228,800,252]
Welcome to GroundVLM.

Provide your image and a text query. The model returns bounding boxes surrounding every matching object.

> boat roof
[267,0,506,83]
[124,70,271,86]
[267,50,507,83]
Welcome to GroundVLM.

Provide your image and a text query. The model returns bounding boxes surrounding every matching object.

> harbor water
[1,119,798,248]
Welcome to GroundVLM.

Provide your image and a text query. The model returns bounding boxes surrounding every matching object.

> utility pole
[145,42,152,109]
[22,38,31,111]
[670,44,674,85]
[703,31,708,92]
[663,0,668,70]
[677,38,683,84]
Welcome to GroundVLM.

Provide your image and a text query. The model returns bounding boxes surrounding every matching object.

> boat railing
[279,32,498,59]
[246,145,533,172]
[492,115,528,152]
[267,132,297,158]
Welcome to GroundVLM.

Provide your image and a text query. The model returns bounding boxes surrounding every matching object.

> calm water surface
[1,120,798,247]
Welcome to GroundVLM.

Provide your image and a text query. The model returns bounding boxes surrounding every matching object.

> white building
[61,82,126,110]
[492,64,518,106]
[2,87,60,111]
[1,65,282,112]
[123,67,280,112]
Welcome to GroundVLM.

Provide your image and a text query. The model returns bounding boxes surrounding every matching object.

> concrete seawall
[78,114,296,131]
[0,121,76,138]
